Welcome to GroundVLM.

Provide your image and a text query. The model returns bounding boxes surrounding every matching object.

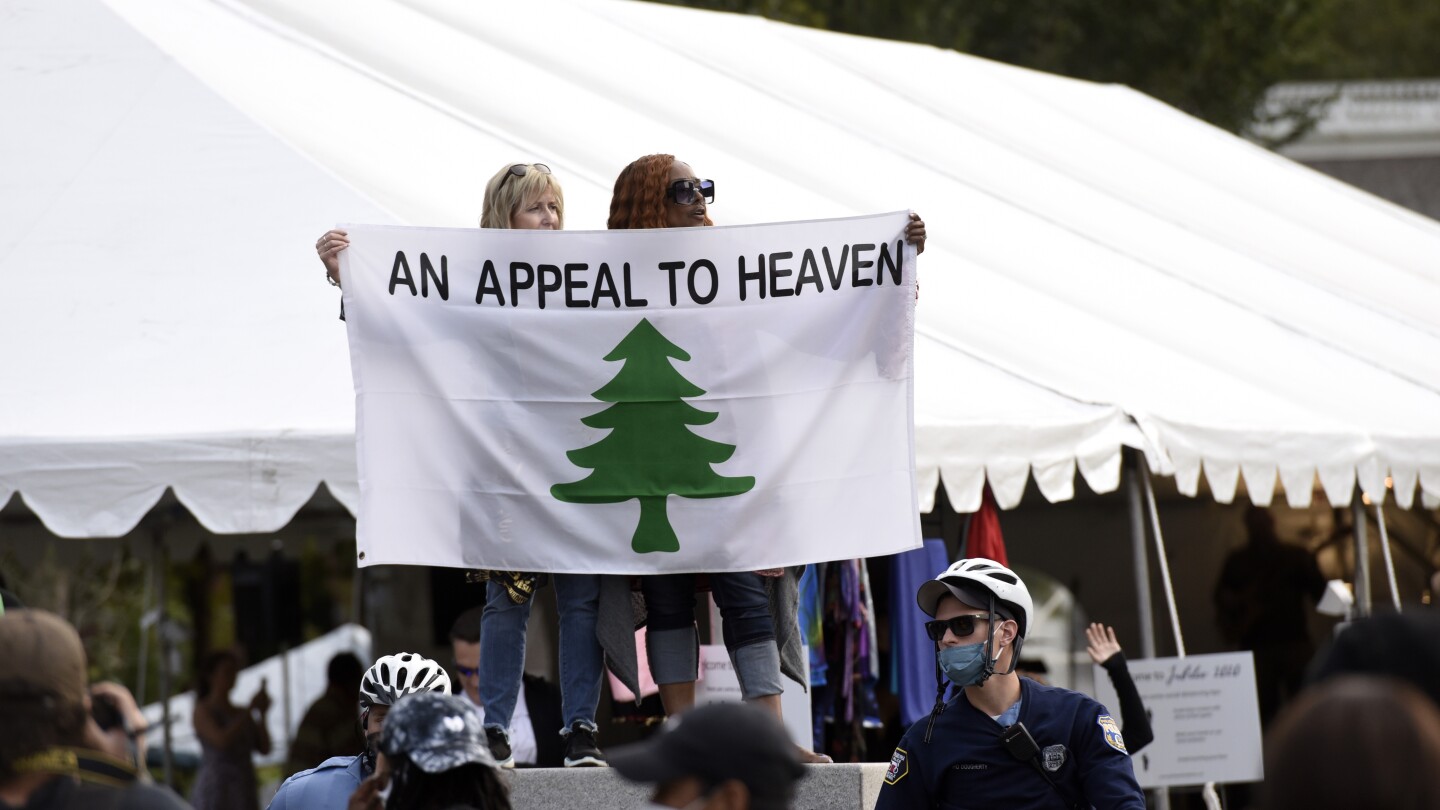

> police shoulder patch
[1097,714,1127,753]
[885,747,910,784]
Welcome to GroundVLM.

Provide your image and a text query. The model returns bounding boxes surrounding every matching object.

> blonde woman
[312,164,606,769]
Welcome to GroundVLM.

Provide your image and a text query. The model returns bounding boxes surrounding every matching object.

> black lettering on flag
[475,259,504,305]
[796,249,823,295]
[419,252,448,299]
[688,259,718,305]
[850,243,875,287]
[565,264,590,308]
[592,263,622,308]
[622,262,648,307]
[738,254,765,301]
[768,251,794,298]
[877,239,903,286]
[389,251,416,296]
[822,245,849,290]
[509,262,535,307]
[659,261,685,306]
[536,264,562,309]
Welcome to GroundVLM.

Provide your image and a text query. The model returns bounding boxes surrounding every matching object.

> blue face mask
[938,642,994,688]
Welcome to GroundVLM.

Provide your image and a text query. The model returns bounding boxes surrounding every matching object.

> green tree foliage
[649,0,1434,134]
[552,318,754,554]
[1305,0,1440,80]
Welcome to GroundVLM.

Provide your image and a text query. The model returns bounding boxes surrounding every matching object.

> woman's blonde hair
[480,163,564,229]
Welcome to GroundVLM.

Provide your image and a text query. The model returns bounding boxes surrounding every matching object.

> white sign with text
[694,644,811,748]
[1092,651,1263,788]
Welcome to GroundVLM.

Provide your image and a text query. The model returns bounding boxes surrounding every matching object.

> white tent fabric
[2,0,1438,539]
[0,0,389,536]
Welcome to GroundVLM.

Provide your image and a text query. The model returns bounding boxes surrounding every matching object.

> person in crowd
[446,608,566,768]
[1084,622,1153,754]
[268,652,451,810]
[316,163,609,770]
[346,692,512,810]
[286,652,366,776]
[875,558,1144,810]
[1306,609,1440,707]
[609,702,807,810]
[604,153,926,764]
[190,649,270,810]
[1213,506,1326,728]
[0,609,190,809]
[1261,675,1440,810]
[88,681,152,776]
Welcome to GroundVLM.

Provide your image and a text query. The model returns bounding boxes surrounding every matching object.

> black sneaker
[562,721,606,767]
[485,726,515,769]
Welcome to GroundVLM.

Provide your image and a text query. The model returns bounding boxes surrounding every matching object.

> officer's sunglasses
[924,613,991,642]
[666,178,715,205]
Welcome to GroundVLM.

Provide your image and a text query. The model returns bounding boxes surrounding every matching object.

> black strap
[1000,723,1085,810]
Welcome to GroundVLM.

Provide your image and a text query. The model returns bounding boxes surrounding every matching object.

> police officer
[876,558,1144,810]
[266,652,451,810]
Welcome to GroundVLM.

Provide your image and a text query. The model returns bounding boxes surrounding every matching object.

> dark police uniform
[876,678,1145,810]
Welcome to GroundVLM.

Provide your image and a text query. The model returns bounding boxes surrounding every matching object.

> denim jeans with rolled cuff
[641,572,784,700]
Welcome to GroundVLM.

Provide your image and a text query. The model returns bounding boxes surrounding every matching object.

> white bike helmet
[917,557,1033,638]
[359,652,452,708]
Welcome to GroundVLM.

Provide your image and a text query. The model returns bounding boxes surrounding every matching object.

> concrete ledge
[506,762,886,810]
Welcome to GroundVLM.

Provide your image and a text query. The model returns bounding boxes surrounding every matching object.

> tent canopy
[3,0,1438,539]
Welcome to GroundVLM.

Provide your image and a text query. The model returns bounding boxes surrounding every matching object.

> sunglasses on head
[499,163,551,189]
[924,613,991,642]
[666,178,715,205]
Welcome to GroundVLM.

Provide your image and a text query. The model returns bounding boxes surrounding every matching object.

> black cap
[609,703,806,802]
[1308,611,1440,708]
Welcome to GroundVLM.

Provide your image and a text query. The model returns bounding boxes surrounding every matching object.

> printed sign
[1092,651,1263,788]
[693,644,810,747]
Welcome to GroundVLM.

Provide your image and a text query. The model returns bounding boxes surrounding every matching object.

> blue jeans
[479,574,603,734]
[642,572,783,699]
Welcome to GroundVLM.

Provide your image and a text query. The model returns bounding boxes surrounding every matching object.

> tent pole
[281,642,293,757]
[1138,457,1183,810]
[1128,458,1175,810]
[136,547,155,705]
[1125,452,1158,659]
[1375,503,1401,612]
[1351,487,1371,617]
[154,528,174,787]
[1140,461,1185,657]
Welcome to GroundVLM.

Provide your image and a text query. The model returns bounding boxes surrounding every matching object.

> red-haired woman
[608,154,925,763]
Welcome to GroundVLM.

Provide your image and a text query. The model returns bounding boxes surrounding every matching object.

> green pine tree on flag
[551,318,755,554]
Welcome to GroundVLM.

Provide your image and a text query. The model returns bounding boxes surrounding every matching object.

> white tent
[3,0,1439,542]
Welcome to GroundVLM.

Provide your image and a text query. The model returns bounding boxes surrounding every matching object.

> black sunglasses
[924,613,991,642]
[499,163,551,189]
[454,662,479,677]
[666,178,715,205]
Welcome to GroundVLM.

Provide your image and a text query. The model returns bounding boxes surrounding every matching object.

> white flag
[342,212,920,573]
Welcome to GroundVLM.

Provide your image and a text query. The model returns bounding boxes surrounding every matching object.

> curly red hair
[608,154,713,230]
